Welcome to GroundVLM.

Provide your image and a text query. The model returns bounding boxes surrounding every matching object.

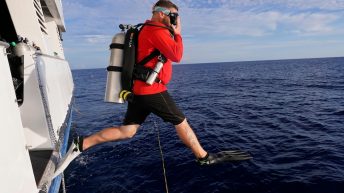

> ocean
[65,57,344,193]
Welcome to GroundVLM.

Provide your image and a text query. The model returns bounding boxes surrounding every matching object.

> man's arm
[151,29,183,62]
[151,16,183,63]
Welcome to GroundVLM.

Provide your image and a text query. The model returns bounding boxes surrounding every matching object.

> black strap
[155,77,162,83]
[133,22,171,66]
[136,49,161,66]
[133,22,172,33]
[107,66,123,72]
[109,43,124,49]
[143,23,174,36]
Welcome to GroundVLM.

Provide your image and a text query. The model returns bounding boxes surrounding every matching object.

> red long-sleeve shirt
[133,20,183,95]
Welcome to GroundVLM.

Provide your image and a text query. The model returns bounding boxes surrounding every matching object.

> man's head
[152,0,179,26]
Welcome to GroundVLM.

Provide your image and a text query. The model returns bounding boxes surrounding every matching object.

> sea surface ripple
[65,57,344,193]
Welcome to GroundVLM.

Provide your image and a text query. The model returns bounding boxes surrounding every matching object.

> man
[54,0,251,178]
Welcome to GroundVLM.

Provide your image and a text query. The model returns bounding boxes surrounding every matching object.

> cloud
[287,13,339,34]
[63,0,344,38]
[61,0,344,68]
[182,9,280,37]
[274,0,344,11]
[183,37,344,64]
[63,0,152,32]
[178,0,343,38]
[178,0,344,11]
[82,35,113,44]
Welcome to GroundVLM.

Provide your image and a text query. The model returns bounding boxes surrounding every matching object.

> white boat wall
[0,0,74,193]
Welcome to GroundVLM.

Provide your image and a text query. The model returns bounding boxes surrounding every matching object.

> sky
[61,0,344,69]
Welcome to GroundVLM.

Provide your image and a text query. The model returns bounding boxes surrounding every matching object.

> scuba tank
[104,29,126,103]
[105,24,141,104]
[145,55,166,85]
[105,23,167,104]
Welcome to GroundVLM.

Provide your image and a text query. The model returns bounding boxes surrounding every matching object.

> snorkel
[154,6,179,26]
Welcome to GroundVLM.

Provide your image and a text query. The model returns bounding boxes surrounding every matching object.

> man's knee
[120,125,139,139]
[175,118,187,129]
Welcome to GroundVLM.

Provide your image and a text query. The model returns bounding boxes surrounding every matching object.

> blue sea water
[65,57,344,193]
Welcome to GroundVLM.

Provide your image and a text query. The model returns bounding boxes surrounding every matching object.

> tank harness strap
[133,50,165,84]
[109,43,124,50]
[106,66,123,72]
[143,23,174,36]
[107,42,125,72]
[132,23,170,84]
[136,49,161,66]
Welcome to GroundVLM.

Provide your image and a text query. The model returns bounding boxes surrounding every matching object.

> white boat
[0,0,74,192]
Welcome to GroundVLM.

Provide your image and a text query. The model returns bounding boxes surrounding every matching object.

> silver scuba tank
[146,60,163,85]
[104,32,125,103]
[146,55,166,85]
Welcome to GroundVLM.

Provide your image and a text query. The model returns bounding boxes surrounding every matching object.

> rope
[153,120,169,193]
[61,173,67,193]
[34,55,58,147]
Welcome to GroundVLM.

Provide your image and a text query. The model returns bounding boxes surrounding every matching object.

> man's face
[162,7,178,26]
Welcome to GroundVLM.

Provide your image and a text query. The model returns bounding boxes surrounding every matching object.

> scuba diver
[53,0,251,178]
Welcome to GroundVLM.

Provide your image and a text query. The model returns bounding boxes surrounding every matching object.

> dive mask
[154,6,179,25]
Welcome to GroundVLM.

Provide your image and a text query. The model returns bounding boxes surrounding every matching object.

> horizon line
[71,56,344,70]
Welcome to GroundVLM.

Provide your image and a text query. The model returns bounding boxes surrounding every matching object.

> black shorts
[123,91,185,126]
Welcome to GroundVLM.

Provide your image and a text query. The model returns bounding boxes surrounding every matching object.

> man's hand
[172,16,181,35]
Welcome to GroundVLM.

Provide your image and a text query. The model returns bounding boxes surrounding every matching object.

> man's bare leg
[53,124,140,178]
[83,124,140,150]
[175,119,207,159]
